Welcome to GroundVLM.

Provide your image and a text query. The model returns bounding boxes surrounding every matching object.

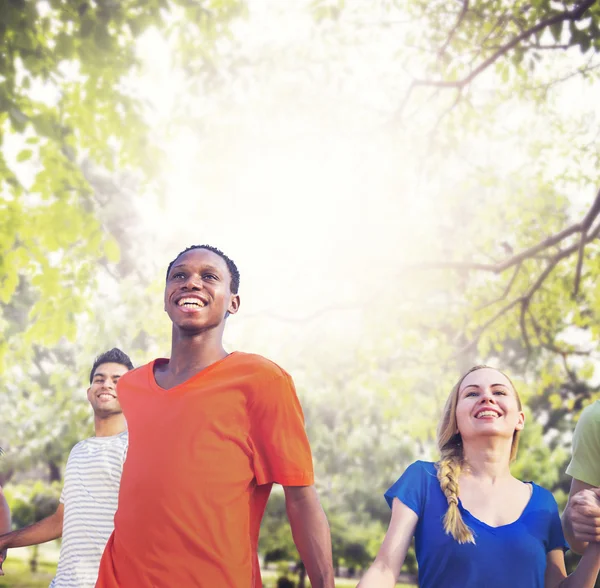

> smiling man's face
[164,248,240,334]
[87,362,128,418]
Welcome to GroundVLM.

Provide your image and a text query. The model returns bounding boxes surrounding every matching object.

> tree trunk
[29,544,39,573]
[48,460,61,483]
[0,467,14,487]
[297,561,306,588]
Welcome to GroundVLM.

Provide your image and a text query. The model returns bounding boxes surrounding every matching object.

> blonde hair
[436,365,523,544]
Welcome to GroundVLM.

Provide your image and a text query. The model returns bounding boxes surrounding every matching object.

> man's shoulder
[573,400,600,440]
[579,400,600,424]
[64,436,94,466]
[117,362,152,387]
[68,431,128,454]
[231,351,290,381]
[566,400,600,485]
[69,436,94,453]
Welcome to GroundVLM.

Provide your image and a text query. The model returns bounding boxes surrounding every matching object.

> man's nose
[182,274,202,289]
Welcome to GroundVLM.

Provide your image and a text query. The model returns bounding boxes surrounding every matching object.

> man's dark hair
[165,244,240,294]
[89,348,134,383]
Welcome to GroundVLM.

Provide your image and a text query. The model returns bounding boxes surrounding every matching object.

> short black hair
[165,245,240,294]
[89,348,134,383]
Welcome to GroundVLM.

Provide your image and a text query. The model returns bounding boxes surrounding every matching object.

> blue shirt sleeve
[543,488,569,553]
[384,460,430,517]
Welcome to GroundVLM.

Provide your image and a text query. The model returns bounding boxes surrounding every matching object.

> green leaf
[103,237,121,264]
[16,149,33,162]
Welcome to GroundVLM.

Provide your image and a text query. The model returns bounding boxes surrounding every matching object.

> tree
[0,0,244,482]
[3,481,61,572]
[0,0,245,369]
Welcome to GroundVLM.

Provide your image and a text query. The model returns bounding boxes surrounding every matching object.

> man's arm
[284,485,334,588]
[0,487,11,535]
[0,503,64,575]
[562,479,600,555]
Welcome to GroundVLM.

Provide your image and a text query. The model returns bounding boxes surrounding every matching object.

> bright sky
[4,0,599,367]
[119,0,600,363]
[129,1,438,356]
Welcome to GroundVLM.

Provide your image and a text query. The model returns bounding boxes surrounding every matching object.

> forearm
[562,506,589,555]
[558,543,600,588]
[0,491,10,535]
[357,559,398,588]
[0,509,63,548]
[286,488,334,588]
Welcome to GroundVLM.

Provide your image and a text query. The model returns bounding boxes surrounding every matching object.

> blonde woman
[358,366,600,588]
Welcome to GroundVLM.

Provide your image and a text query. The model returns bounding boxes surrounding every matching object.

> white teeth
[476,410,499,418]
[177,298,205,307]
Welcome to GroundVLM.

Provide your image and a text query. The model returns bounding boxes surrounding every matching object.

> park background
[1,0,600,586]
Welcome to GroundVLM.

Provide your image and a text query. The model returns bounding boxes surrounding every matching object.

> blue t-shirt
[385,461,568,588]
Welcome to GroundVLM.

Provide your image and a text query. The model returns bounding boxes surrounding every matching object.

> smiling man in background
[0,348,133,587]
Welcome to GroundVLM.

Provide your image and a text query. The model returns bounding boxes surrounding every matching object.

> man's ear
[228,294,240,316]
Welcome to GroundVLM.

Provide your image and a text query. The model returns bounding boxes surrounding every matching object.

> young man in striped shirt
[0,348,133,587]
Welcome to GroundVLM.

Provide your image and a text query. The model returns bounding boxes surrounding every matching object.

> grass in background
[261,568,413,587]
[0,554,414,587]
[0,557,54,588]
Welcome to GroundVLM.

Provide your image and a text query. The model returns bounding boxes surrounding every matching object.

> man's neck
[168,326,228,377]
[94,413,127,438]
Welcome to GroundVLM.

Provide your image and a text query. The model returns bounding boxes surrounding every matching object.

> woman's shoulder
[392,460,438,485]
[529,482,560,510]
[385,461,438,512]
[410,460,438,475]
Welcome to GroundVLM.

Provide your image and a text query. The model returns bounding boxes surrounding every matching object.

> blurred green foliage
[1,0,600,585]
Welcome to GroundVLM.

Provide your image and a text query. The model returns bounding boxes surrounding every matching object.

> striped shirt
[49,431,128,588]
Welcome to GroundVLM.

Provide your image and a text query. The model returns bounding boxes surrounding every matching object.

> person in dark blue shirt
[358,365,600,588]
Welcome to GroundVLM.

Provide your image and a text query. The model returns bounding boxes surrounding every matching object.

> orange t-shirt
[95,352,314,588]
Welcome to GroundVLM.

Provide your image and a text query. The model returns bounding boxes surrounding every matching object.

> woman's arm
[545,543,600,588]
[357,498,418,588]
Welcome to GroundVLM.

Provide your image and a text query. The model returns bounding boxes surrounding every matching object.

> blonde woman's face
[455,368,525,443]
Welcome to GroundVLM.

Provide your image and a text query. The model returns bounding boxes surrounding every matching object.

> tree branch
[412,221,581,273]
[412,187,600,275]
[450,204,600,356]
[475,263,521,311]
[438,0,470,59]
[396,0,598,122]
[573,230,587,296]
[454,297,523,356]
[527,308,592,357]
[574,189,600,295]
[412,0,597,91]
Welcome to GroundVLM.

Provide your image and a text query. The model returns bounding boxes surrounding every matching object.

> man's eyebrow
[170,263,222,273]
[93,372,122,379]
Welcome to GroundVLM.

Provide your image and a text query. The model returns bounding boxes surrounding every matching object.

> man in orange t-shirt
[96,245,334,588]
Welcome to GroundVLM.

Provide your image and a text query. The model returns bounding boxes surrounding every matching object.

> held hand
[568,487,600,544]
